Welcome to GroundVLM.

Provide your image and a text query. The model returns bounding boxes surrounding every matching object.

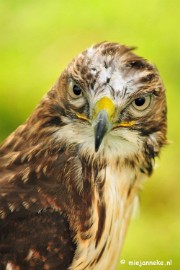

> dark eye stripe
[141,73,156,83]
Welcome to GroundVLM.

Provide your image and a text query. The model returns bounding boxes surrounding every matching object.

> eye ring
[68,81,83,99]
[132,95,151,111]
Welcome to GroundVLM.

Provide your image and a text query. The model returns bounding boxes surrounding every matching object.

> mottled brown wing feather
[0,209,76,269]
[0,141,78,269]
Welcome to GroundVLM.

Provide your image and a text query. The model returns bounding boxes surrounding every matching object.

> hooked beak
[76,96,135,152]
[94,110,111,152]
[93,97,115,152]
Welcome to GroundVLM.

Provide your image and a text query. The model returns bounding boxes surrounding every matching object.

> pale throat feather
[53,117,146,269]
[70,156,145,270]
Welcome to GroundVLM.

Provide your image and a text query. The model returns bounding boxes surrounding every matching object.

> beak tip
[95,140,100,152]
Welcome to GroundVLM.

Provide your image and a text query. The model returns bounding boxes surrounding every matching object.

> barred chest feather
[70,162,144,270]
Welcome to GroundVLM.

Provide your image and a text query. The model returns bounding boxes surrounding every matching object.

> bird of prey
[0,42,167,270]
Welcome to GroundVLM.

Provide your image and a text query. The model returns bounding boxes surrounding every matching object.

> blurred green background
[0,0,179,269]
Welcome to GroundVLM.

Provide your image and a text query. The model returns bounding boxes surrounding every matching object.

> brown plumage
[0,42,167,270]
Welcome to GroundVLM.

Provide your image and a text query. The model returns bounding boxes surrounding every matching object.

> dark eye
[132,96,151,111]
[135,97,146,106]
[73,85,82,96]
[68,82,82,99]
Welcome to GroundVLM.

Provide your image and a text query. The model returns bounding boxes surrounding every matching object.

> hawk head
[3,42,167,178]
[39,42,167,173]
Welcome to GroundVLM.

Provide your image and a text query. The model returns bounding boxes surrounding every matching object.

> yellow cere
[76,98,135,128]
[94,97,115,120]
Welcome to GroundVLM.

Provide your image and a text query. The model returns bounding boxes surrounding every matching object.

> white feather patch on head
[109,70,126,92]
[98,66,112,85]
[87,47,95,58]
